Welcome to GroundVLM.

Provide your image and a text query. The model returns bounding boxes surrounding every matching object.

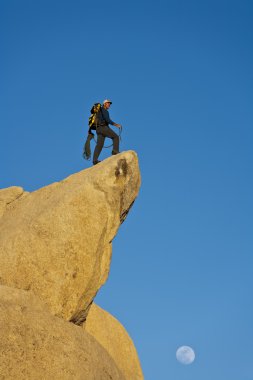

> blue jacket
[97,106,115,126]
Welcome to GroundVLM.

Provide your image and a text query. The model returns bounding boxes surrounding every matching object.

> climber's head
[103,99,112,109]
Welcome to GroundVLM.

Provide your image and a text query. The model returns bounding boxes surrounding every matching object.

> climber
[92,99,122,165]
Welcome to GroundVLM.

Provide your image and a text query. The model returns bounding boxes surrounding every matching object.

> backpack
[88,103,102,133]
[83,103,102,160]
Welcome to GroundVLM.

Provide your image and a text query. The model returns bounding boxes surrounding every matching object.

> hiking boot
[112,150,120,155]
[93,160,101,165]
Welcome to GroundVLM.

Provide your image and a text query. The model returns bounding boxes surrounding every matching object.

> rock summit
[0,151,143,379]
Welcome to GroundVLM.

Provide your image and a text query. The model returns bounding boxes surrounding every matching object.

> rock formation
[0,151,143,379]
[0,285,125,380]
[0,151,140,323]
[0,186,25,218]
[85,303,143,380]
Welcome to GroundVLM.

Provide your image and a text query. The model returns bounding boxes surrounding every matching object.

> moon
[176,346,195,365]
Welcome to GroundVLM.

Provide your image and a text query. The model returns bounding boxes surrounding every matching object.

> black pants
[93,126,119,163]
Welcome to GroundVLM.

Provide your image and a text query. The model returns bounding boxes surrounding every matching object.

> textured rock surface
[0,285,125,380]
[85,303,144,380]
[0,151,141,323]
[0,186,26,218]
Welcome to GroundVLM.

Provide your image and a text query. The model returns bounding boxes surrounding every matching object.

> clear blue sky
[1,0,253,379]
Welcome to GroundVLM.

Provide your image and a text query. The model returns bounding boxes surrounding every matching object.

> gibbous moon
[176,346,195,365]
